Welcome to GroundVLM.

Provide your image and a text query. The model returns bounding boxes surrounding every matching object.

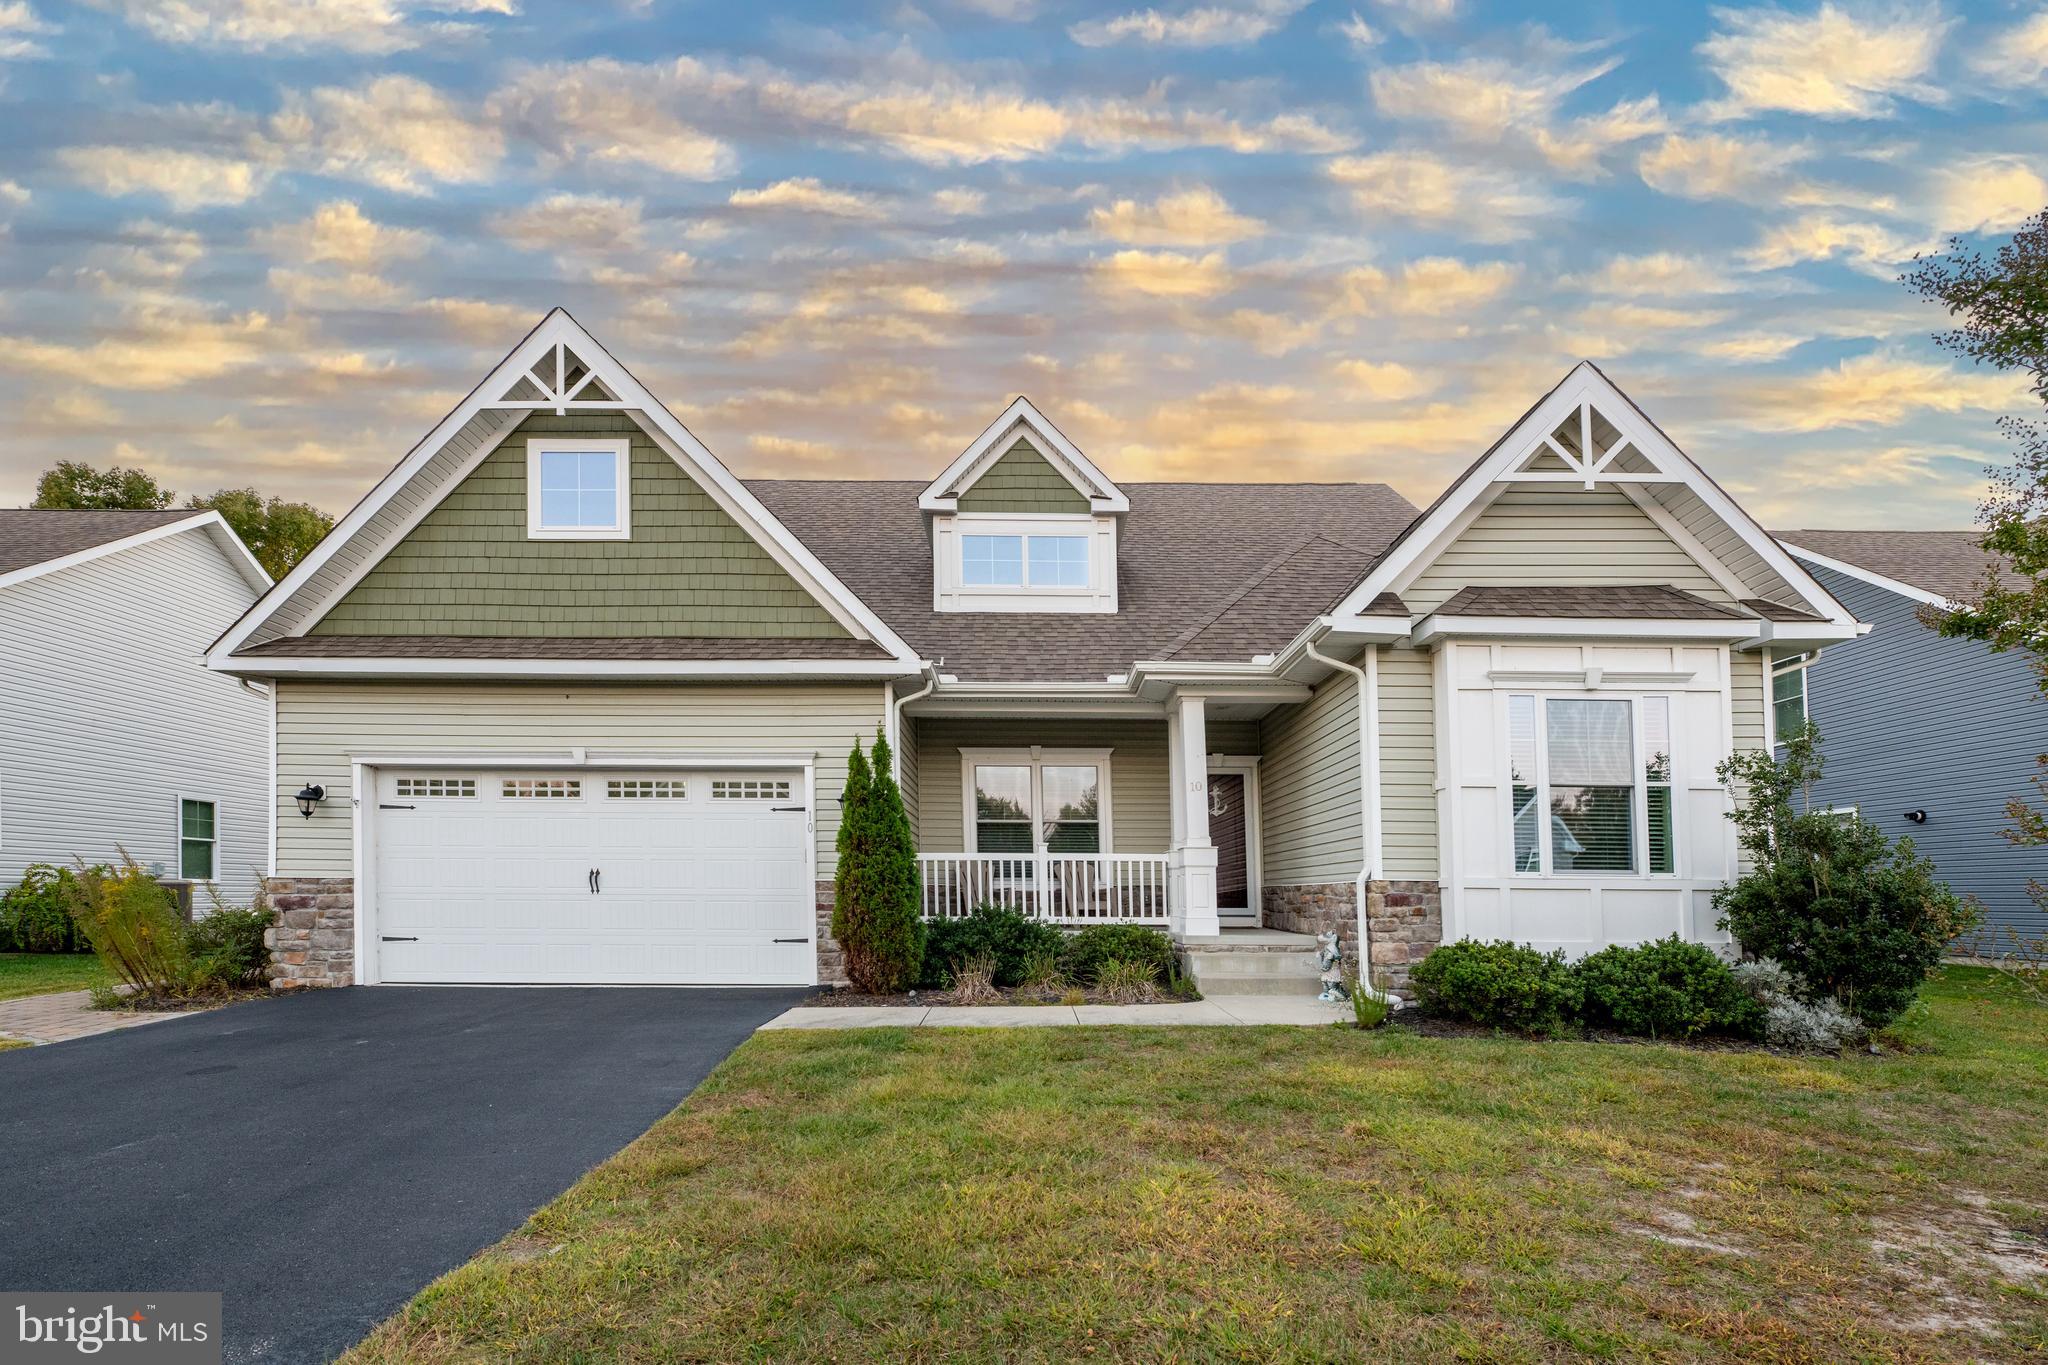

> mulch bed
[92,986,269,1014]
[806,985,1195,1008]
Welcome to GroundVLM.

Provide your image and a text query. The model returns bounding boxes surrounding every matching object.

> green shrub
[918,903,1068,989]
[185,901,274,989]
[1715,728,1976,1027]
[832,733,926,994]
[1731,959,1867,1051]
[1059,924,1176,987]
[1,864,95,953]
[1093,957,1159,1004]
[61,856,191,1003]
[1351,969,1393,1029]
[1574,937,1764,1039]
[1410,938,1583,1036]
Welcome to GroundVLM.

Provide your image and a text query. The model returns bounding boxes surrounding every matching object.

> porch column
[1167,692,1220,938]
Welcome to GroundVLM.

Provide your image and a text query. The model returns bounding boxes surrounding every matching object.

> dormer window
[922,397,1127,615]
[963,533,1091,589]
[527,438,630,540]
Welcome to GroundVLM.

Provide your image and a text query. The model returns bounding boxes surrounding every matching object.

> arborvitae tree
[832,732,925,992]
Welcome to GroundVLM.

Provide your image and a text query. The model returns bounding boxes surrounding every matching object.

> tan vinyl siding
[1258,667,1363,884]
[911,718,1167,853]
[1208,719,1261,755]
[313,413,848,639]
[1732,648,1765,755]
[274,682,884,876]
[1404,486,1733,611]
[955,439,1090,513]
[1378,646,1439,880]
[898,711,921,842]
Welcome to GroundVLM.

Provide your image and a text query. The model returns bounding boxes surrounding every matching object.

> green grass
[349,969,2048,1364]
[0,953,109,1002]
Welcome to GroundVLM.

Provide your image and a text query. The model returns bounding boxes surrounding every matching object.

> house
[1,509,272,905]
[205,310,1862,992]
[1775,530,2046,954]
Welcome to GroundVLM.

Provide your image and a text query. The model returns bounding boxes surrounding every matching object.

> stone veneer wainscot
[1261,879,1443,996]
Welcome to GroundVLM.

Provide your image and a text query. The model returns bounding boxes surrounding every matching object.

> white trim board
[207,309,921,670]
[919,396,1129,514]
[1778,542,1953,609]
[1332,362,1856,630]
[0,511,270,596]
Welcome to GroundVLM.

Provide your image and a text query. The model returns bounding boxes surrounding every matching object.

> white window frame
[526,437,631,541]
[931,513,1119,614]
[959,748,1115,855]
[1505,693,1677,880]
[1770,652,1810,746]
[176,794,219,884]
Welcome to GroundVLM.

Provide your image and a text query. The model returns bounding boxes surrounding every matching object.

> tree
[831,731,925,994]
[31,461,174,510]
[1903,206,2048,957]
[1714,726,1973,1028]
[188,488,334,579]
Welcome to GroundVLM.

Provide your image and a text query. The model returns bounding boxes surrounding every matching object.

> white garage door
[372,768,813,985]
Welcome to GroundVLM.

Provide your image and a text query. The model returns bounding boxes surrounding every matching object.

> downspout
[1305,637,1380,994]
[887,664,938,785]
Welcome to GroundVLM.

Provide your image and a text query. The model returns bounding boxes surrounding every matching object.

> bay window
[1509,695,1674,876]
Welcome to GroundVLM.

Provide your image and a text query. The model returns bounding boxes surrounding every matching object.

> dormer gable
[923,398,1124,614]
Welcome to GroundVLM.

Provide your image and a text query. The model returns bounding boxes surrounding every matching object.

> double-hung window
[959,534,1090,590]
[966,753,1109,867]
[179,798,217,882]
[527,438,630,540]
[1772,653,1810,743]
[1509,696,1674,876]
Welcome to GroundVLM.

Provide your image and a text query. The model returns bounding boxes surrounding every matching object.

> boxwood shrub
[1410,938,1582,1036]
[1058,924,1177,987]
[917,904,1068,990]
[1574,936,1764,1040]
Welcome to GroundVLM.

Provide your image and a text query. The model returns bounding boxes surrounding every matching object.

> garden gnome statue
[1315,930,1349,1002]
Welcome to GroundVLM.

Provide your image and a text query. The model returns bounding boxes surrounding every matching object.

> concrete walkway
[760,995,1353,1029]
[0,989,194,1044]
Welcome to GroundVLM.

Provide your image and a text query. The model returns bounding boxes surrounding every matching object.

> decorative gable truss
[921,398,1127,614]
[1327,362,1863,651]
[206,309,922,678]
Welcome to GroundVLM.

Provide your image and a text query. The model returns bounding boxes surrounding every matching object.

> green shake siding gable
[312,413,850,638]
[955,439,1091,513]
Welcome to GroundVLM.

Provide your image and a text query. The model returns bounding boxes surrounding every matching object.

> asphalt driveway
[0,985,804,1363]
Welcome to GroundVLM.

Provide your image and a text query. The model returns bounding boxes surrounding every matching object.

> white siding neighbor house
[1,509,272,905]
[209,310,1866,993]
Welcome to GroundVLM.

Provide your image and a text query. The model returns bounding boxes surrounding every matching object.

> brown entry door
[1209,773,1249,912]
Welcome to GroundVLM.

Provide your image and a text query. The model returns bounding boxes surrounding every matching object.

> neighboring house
[207,310,1862,991]
[1,509,272,905]
[1776,530,2046,953]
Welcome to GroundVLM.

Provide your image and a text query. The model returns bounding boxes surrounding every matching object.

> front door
[1207,771,1255,925]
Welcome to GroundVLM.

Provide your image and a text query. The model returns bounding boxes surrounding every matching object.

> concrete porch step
[1180,932,1330,998]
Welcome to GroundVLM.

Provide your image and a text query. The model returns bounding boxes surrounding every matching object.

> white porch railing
[918,853,1171,925]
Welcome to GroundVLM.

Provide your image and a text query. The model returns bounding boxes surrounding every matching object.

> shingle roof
[235,635,893,660]
[0,508,209,577]
[746,479,1420,680]
[1740,596,1825,623]
[1431,584,1752,620]
[1777,529,2007,603]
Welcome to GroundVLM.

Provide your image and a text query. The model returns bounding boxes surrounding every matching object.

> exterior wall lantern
[295,783,327,819]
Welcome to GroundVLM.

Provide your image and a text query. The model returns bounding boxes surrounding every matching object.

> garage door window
[396,777,475,799]
[608,779,686,799]
[1508,696,1673,877]
[504,778,582,799]
[712,779,792,801]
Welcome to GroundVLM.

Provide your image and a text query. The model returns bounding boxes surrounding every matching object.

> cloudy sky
[1,0,2043,528]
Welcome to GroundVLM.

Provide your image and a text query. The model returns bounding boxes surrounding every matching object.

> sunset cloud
[1094,249,1236,298]
[1088,186,1264,244]
[1069,0,1307,47]
[1338,257,1519,315]
[83,0,514,54]
[1741,351,2030,432]
[1698,2,1949,120]
[1328,151,1563,240]
[729,178,885,218]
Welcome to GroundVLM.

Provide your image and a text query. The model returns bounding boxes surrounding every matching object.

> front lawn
[0,953,109,1002]
[350,969,2047,1363]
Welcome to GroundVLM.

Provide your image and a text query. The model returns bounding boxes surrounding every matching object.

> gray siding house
[208,310,1866,993]
[0,510,273,904]
[1778,531,2046,952]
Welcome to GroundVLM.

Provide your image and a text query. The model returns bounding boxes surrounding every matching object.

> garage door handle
[773,805,807,812]
[381,936,418,942]
[380,803,415,810]
[773,937,809,944]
